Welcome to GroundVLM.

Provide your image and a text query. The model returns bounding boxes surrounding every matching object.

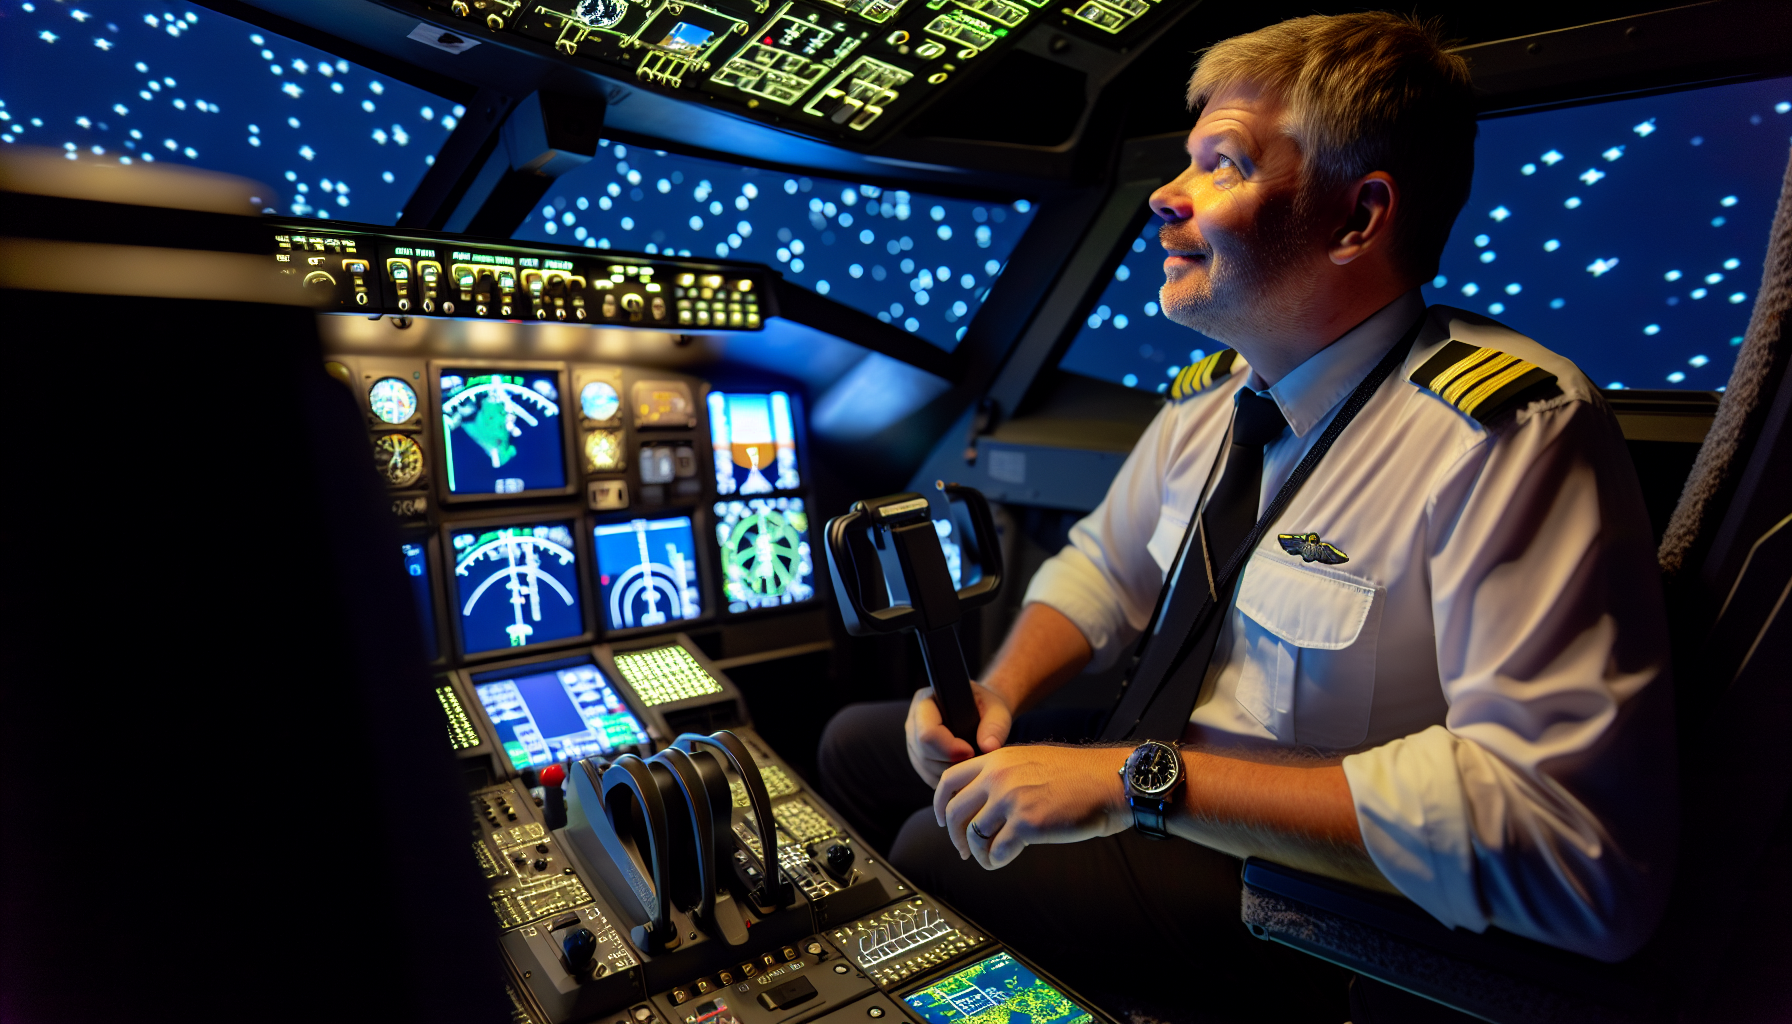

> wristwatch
[1120,740,1185,840]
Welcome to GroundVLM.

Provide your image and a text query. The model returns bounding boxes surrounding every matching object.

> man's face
[1149,82,1316,342]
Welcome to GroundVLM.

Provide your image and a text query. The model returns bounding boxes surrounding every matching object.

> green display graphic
[464,395,520,469]
[715,498,814,612]
[903,951,1091,1024]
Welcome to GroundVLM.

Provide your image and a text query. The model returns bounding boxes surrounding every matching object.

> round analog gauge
[573,0,628,28]
[584,429,624,472]
[581,380,621,422]
[368,377,419,424]
[373,434,425,488]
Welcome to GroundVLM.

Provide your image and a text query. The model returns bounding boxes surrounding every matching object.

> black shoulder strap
[1103,312,1427,742]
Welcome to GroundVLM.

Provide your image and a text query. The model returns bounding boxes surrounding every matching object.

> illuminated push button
[699,287,714,300]
[736,278,754,292]
[677,272,695,287]
[679,310,693,324]
[702,274,724,289]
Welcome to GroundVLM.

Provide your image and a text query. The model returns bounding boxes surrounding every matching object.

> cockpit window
[1061,75,1791,393]
[511,143,1038,351]
[1,0,460,223]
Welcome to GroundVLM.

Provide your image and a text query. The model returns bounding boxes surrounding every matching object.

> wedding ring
[970,822,991,841]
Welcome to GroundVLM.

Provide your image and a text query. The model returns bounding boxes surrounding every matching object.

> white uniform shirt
[1025,290,1676,961]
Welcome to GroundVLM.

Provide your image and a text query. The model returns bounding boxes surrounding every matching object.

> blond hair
[1187,12,1476,280]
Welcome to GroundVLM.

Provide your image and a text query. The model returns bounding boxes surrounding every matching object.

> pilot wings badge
[1278,533,1349,564]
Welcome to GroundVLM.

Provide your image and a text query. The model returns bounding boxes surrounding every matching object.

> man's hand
[933,745,1132,869]
[905,683,1014,787]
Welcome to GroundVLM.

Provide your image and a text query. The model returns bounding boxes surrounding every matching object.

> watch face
[1127,742,1181,796]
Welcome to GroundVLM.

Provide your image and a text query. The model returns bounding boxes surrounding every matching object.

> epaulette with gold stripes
[1168,349,1239,401]
[1410,341,1560,424]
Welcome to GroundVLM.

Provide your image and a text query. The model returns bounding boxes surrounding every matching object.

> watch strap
[1129,794,1172,840]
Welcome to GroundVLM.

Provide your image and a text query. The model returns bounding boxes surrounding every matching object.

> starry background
[510,151,1038,351]
[1061,76,1792,394]
[1,0,456,220]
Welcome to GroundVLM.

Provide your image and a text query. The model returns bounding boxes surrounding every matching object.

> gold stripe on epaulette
[1411,340,1560,424]
[1168,349,1238,401]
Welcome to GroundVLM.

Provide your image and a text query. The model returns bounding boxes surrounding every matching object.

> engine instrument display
[580,380,621,422]
[374,434,425,488]
[714,496,814,612]
[440,368,567,497]
[450,521,586,655]
[369,378,419,424]
[583,429,625,473]
[903,951,1092,1024]
[708,391,800,495]
[472,661,648,770]
[592,515,703,631]
[403,541,440,662]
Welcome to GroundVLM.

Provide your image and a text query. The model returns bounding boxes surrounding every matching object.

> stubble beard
[1158,189,1316,345]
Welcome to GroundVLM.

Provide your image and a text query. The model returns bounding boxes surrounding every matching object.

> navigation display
[708,391,800,495]
[592,516,703,631]
[439,368,567,496]
[903,951,1092,1024]
[402,540,439,662]
[450,521,585,656]
[473,661,649,770]
[714,497,814,613]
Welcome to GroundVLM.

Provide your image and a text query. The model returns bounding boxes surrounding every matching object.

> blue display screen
[402,540,439,662]
[714,496,815,613]
[509,141,1037,350]
[0,0,457,222]
[592,516,704,631]
[472,661,649,770]
[450,521,585,655]
[440,368,567,496]
[1061,77,1791,394]
[903,951,1092,1024]
[708,391,800,495]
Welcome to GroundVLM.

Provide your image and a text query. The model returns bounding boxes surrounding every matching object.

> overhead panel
[406,0,1178,146]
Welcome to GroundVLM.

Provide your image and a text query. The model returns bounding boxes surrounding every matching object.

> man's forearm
[980,603,1093,714]
[1170,750,1395,892]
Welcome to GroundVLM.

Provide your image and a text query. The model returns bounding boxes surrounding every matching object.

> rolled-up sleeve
[1342,398,1677,961]
[1023,405,1183,671]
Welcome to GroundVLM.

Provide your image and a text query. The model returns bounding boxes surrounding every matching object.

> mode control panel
[272,224,777,329]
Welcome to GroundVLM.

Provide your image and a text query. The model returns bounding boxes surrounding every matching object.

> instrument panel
[402,0,1179,147]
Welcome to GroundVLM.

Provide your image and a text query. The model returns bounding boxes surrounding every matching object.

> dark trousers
[816,700,1351,1022]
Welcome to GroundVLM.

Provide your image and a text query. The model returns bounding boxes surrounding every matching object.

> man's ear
[1329,172,1397,266]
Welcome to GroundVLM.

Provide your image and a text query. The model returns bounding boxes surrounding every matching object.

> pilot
[818,10,1676,1013]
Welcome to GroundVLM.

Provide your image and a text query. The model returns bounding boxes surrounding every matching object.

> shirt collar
[1251,289,1426,438]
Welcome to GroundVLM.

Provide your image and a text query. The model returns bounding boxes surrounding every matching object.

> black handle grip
[938,482,1004,608]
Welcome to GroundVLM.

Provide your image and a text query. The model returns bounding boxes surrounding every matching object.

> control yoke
[825,482,1003,745]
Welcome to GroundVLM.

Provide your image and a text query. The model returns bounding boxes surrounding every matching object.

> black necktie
[1104,388,1289,741]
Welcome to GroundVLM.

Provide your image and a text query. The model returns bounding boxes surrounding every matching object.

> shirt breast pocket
[1146,504,1190,577]
[1233,551,1382,747]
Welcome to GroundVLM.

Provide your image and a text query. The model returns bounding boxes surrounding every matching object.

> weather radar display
[592,516,703,631]
[473,661,648,770]
[903,951,1092,1024]
[715,497,814,613]
[368,378,418,424]
[580,380,621,421]
[708,391,800,495]
[451,521,584,655]
[440,368,566,496]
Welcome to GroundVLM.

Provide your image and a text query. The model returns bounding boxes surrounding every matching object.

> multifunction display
[708,391,800,494]
[592,515,704,630]
[472,661,649,769]
[451,521,586,655]
[440,368,568,497]
[715,496,815,613]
